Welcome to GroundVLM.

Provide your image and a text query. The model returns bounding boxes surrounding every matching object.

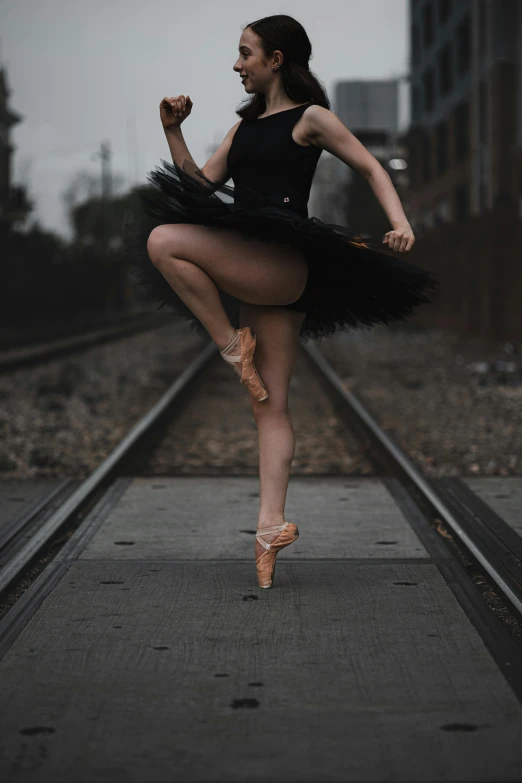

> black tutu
[123,158,439,343]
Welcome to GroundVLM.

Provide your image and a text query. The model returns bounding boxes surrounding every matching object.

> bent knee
[147,226,169,265]
[146,225,185,265]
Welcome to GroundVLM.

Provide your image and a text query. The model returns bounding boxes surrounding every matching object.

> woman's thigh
[239,302,306,412]
[147,223,308,307]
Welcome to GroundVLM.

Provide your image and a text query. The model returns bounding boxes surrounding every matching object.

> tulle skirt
[123,158,439,343]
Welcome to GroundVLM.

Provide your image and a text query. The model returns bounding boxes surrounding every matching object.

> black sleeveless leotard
[226,103,322,220]
[225,102,323,313]
[126,102,439,342]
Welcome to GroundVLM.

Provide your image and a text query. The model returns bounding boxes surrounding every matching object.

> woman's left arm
[305,105,415,253]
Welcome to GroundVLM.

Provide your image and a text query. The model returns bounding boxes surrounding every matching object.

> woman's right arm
[160,95,240,187]
[160,95,198,168]
[164,126,198,169]
[164,121,240,188]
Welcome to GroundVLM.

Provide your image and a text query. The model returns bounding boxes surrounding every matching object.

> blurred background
[2,0,520,336]
[1,0,521,342]
[0,0,520,480]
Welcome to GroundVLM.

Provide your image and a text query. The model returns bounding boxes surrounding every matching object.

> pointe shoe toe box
[255,521,299,588]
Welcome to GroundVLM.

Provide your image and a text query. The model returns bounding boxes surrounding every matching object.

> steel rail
[0,312,173,372]
[303,342,522,616]
[0,342,216,593]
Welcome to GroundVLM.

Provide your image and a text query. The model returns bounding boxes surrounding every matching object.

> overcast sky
[1,0,408,240]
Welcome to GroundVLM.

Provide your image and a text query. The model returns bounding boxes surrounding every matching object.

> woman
[126,14,438,589]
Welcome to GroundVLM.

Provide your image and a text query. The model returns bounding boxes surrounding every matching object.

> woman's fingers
[166,95,188,116]
[160,95,192,131]
[382,228,415,252]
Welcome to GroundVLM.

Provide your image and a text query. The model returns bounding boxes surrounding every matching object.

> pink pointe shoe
[220,327,268,402]
[255,520,299,588]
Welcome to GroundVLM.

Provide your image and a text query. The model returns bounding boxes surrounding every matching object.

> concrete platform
[0,476,521,782]
[73,477,430,562]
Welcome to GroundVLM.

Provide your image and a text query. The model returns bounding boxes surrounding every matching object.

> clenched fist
[382,224,415,253]
[160,95,193,131]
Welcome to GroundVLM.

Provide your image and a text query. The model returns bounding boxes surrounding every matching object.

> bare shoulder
[301,104,343,148]
[216,118,242,153]
[219,119,243,155]
[301,105,379,178]
[227,118,243,140]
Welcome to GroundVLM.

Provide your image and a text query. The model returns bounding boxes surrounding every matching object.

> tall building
[407,0,521,233]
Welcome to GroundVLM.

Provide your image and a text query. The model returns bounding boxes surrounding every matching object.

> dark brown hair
[236,14,331,119]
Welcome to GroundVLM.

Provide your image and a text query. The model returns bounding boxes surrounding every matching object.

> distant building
[336,80,399,135]
[406,0,521,233]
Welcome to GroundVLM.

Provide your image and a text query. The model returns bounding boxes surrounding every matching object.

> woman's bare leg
[239,302,306,560]
[146,249,235,350]
[146,224,308,351]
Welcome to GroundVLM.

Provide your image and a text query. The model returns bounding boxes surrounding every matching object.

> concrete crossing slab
[76,477,431,561]
[2,476,522,781]
[0,561,521,781]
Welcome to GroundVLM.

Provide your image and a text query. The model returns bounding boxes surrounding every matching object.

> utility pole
[92,140,113,311]
[126,114,139,188]
[100,140,112,201]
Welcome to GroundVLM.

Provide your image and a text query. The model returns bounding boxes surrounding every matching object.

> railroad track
[306,344,522,617]
[0,310,173,372]
[1,339,521,695]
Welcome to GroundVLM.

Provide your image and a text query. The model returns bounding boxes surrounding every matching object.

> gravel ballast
[1,319,519,480]
[319,325,522,478]
[0,321,202,478]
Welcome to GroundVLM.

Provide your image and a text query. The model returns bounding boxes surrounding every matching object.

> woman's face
[233,28,280,92]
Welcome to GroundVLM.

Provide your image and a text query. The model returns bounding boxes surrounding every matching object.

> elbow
[364,161,385,182]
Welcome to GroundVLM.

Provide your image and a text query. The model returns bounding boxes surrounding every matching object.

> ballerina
[125,14,438,588]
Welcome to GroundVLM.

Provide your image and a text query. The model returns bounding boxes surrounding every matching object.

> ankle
[257,515,285,529]
[219,328,240,353]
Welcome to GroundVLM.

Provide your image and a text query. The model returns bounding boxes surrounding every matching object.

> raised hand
[160,94,193,131]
